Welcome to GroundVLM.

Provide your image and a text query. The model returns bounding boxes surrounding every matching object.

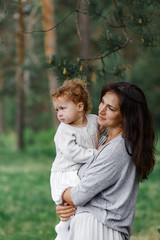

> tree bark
[79,1,90,59]
[78,0,92,90]
[41,0,59,128]
[16,67,25,149]
[16,0,25,149]
[0,71,3,132]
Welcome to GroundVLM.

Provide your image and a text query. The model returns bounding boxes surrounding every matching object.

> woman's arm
[69,140,124,206]
[62,146,118,206]
[62,188,73,205]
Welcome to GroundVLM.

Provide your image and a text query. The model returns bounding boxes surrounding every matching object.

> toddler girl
[50,79,101,240]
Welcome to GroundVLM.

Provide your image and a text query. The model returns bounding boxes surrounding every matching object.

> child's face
[53,96,83,125]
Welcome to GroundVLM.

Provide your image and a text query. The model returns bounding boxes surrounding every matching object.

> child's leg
[55,219,71,240]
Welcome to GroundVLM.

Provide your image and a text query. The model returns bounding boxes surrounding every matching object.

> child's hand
[56,202,77,221]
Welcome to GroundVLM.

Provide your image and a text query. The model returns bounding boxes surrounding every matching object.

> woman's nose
[99,105,106,114]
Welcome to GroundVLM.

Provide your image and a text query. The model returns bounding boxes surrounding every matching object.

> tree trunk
[41,0,59,128]
[79,1,90,59]
[78,0,92,91]
[0,71,3,132]
[16,0,25,149]
[16,67,25,149]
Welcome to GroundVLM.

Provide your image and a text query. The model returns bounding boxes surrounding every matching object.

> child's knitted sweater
[51,114,99,172]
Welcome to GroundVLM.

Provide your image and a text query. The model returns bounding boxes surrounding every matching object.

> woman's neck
[107,127,123,142]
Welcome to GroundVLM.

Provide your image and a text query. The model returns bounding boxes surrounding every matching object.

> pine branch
[78,0,130,62]
[112,0,129,45]
[80,41,129,61]
[75,0,82,41]
[23,10,75,34]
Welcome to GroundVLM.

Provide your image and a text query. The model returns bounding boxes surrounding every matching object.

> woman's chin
[98,119,106,126]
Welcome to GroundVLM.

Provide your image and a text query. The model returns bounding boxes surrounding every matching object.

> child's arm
[56,125,97,164]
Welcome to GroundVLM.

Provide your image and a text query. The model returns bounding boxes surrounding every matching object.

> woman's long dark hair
[101,82,156,181]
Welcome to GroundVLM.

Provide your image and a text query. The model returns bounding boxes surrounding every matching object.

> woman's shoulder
[98,135,130,161]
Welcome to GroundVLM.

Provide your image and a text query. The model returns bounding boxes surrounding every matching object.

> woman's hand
[56,202,77,221]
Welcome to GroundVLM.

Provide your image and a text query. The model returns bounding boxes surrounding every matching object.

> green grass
[131,155,160,240]
[0,150,59,240]
[0,148,160,240]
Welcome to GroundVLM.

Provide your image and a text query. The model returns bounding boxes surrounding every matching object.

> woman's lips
[98,115,105,121]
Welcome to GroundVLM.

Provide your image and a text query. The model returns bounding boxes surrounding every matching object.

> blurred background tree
[0,0,160,150]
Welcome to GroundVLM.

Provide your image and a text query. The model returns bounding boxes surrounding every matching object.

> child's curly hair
[51,78,92,114]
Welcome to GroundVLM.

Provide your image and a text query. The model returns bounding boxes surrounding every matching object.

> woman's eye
[109,107,115,111]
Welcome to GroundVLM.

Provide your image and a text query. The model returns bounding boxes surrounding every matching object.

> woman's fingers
[56,204,76,220]
[60,216,70,221]
[56,207,76,216]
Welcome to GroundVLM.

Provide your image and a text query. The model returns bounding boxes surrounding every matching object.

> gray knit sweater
[71,135,139,240]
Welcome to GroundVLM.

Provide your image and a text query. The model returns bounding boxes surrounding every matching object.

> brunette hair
[101,81,156,181]
[51,78,92,114]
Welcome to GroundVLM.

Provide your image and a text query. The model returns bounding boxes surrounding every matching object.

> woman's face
[98,91,123,129]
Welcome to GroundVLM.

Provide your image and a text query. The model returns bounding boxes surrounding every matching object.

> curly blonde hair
[51,78,92,114]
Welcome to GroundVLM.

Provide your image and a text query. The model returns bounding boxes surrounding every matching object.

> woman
[56,82,155,240]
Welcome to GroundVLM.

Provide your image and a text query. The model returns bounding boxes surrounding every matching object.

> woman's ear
[77,102,84,112]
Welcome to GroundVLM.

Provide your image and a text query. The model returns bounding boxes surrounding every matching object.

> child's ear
[78,102,84,112]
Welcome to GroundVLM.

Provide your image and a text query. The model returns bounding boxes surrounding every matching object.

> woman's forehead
[103,92,120,106]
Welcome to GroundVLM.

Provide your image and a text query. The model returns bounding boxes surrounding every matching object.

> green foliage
[131,48,160,128]
[24,128,56,157]
[100,30,126,53]
[0,1,52,133]
[2,96,16,130]
[86,0,104,20]
[51,0,160,82]
[54,1,78,57]
[0,128,56,157]
[0,131,17,152]
[1,0,160,146]
[49,55,88,82]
